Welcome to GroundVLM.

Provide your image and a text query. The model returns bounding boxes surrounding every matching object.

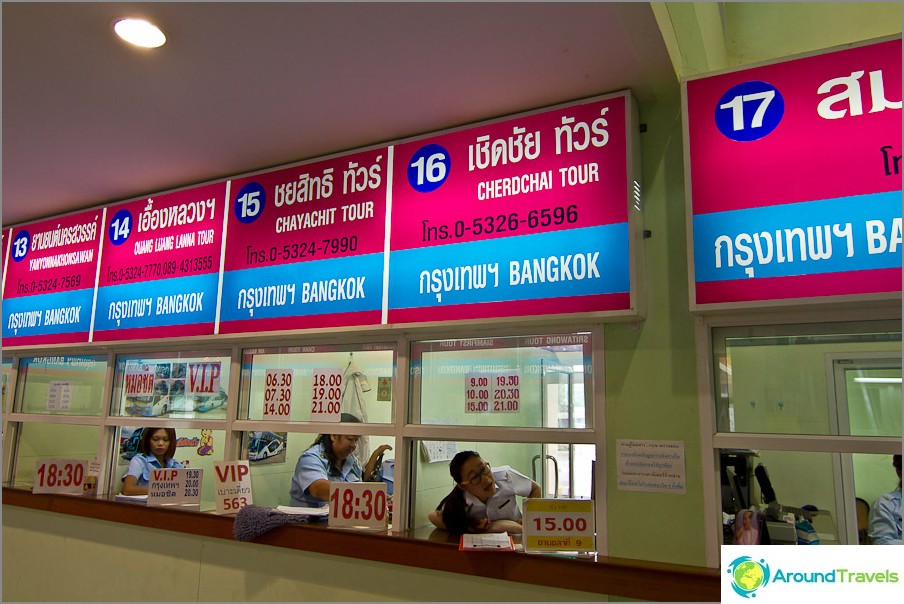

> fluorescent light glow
[114,19,166,48]
[854,377,902,384]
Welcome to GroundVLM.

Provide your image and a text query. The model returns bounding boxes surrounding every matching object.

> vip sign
[213,461,252,514]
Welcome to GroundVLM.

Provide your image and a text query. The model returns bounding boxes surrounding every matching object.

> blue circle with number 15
[234,182,266,224]
[715,80,784,142]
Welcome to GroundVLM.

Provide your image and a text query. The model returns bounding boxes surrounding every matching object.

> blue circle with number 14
[108,209,133,245]
[715,80,784,142]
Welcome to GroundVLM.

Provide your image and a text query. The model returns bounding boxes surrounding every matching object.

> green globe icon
[733,560,764,592]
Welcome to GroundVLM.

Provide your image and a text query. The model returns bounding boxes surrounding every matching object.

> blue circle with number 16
[715,80,784,142]
[407,144,450,193]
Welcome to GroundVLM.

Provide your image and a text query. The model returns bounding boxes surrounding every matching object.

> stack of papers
[459,532,515,551]
[115,494,148,504]
[275,505,330,517]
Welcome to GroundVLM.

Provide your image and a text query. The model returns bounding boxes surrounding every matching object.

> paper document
[275,505,330,516]
[459,532,515,551]
[115,494,148,504]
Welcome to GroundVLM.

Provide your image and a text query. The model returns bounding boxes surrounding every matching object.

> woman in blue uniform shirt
[869,454,902,545]
[121,428,183,495]
[428,450,541,534]
[289,414,392,507]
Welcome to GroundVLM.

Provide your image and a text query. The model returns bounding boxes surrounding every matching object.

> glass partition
[2,357,12,412]
[15,355,107,416]
[410,439,595,531]
[112,351,231,420]
[110,426,226,511]
[240,430,395,512]
[411,333,591,428]
[713,321,901,435]
[239,343,396,423]
[11,422,101,488]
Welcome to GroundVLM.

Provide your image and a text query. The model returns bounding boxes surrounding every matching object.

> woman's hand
[364,444,393,481]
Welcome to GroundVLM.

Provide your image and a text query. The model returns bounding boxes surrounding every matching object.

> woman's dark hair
[138,427,177,459]
[435,450,481,534]
[310,413,361,472]
[893,454,902,487]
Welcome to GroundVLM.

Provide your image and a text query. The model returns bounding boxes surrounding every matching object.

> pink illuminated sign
[685,38,902,307]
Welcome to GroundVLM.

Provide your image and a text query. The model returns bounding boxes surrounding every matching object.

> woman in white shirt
[428,450,541,534]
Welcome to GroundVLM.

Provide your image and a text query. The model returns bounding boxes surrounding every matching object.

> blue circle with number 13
[715,80,784,142]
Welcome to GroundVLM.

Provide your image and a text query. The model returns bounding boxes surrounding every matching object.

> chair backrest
[855,497,870,544]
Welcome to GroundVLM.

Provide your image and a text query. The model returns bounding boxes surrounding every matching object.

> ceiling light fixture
[113,18,166,48]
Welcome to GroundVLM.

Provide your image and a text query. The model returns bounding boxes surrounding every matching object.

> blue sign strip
[93,273,219,331]
[694,191,902,282]
[388,224,629,310]
[2,289,94,338]
[220,253,385,322]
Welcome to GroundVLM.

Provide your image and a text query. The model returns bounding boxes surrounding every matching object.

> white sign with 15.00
[522,498,595,553]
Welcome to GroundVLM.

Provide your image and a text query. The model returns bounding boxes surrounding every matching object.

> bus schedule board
[219,148,389,334]
[685,38,902,308]
[387,92,640,324]
[93,182,228,341]
[2,209,103,345]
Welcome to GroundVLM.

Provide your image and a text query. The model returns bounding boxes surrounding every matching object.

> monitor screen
[754,463,777,505]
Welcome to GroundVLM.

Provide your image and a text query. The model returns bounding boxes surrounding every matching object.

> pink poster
[388,93,634,324]
[93,182,228,340]
[686,38,901,306]
[3,209,103,345]
[219,148,389,333]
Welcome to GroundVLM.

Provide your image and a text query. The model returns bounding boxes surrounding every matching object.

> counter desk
[2,487,719,601]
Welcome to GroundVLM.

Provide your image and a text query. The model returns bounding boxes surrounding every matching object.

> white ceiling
[2,2,677,228]
[3,2,900,229]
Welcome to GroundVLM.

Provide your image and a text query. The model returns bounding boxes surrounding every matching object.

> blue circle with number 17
[714,80,784,142]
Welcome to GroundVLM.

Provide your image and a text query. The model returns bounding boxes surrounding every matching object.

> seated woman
[428,450,541,534]
[121,427,182,495]
[289,414,392,507]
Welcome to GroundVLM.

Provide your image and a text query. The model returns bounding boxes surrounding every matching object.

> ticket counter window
[410,333,591,429]
[238,344,395,423]
[112,352,231,420]
[410,439,595,531]
[720,448,899,545]
[15,355,107,416]
[112,426,225,511]
[713,321,901,436]
[2,357,13,412]
[9,422,100,488]
[239,429,394,510]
